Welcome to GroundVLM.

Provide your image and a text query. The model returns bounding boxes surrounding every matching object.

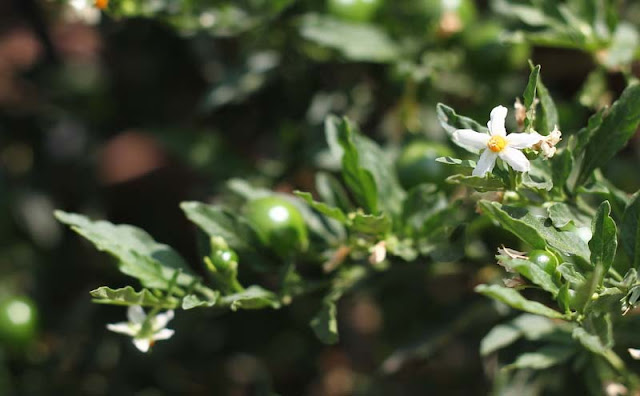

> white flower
[452,105,542,177]
[107,306,175,353]
[628,348,640,360]
[532,126,562,159]
[368,241,387,265]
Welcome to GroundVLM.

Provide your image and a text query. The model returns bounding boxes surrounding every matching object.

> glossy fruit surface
[396,140,453,189]
[528,250,559,275]
[244,196,309,257]
[0,296,38,346]
[328,0,381,22]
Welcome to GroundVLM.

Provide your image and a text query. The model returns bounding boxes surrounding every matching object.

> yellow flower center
[487,135,507,153]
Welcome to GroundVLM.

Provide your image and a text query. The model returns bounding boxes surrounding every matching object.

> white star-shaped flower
[107,305,175,353]
[452,105,542,177]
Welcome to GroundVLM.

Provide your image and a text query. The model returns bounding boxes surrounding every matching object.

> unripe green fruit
[244,196,309,258]
[0,296,38,347]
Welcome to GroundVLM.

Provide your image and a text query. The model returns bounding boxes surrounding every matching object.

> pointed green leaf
[310,299,339,345]
[589,201,617,283]
[479,201,590,262]
[497,255,559,297]
[220,286,281,311]
[181,292,220,310]
[621,190,640,269]
[536,72,559,135]
[524,64,541,131]
[90,286,178,309]
[505,345,575,370]
[577,83,640,186]
[475,284,565,319]
[294,191,348,223]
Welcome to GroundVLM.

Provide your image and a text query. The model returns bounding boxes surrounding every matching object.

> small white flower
[628,348,640,360]
[532,126,562,159]
[107,306,175,353]
[452,105,542,177]
[368,241,387,265]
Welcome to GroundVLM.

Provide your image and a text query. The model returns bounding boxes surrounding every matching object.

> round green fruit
[396,140,453,189]
[328,0,381,22]
[0,296,38,347]
[528,250,559,275]
[244,196,309,258]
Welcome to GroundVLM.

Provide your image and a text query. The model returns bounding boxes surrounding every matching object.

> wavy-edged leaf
[220,286,281,311]
[55,211,197,290]
[479,202,590,262]
[90,286,177,309]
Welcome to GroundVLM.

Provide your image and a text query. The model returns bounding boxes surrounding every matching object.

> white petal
[472,150,498,177]
[152,310,174,331]
[127,305,146,324]
[133,338,151,352]
[452,129,490,152]
[628,348,640,360]
[152,328,175,341]
[107,322,138,336]
[506,132,542,149]
[487,105,508,136]
[499,147,530,172]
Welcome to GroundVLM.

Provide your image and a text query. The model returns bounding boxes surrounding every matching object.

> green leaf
[310,299,339,345]
[219,286,281,311]
[576,82,640,186]
[621,190,640,269]
[505,345,575,370]
[475,284,565,319]
[435,157,476,169]
[547,202,589,228]
[572,327,625,371]
[327,116,404,215]
[478,202,546,249]
[294,191,348,224]
[552,148,573,193]
[521,172,553,192]
[524,64,541,131]
[589,201,617,283]
[90,286,177,309]
[557,263,587,285]
[180,202,260,253]
[497,255,559,297]
[536,72,559,135]
[299,14,398,62]
[315,172,352,212]
[350,212,392,235]
[182,293,220,310]
[480,323,521,356]
[479,202,590,262]
[446,174,505,191]
[55,211,198,290]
